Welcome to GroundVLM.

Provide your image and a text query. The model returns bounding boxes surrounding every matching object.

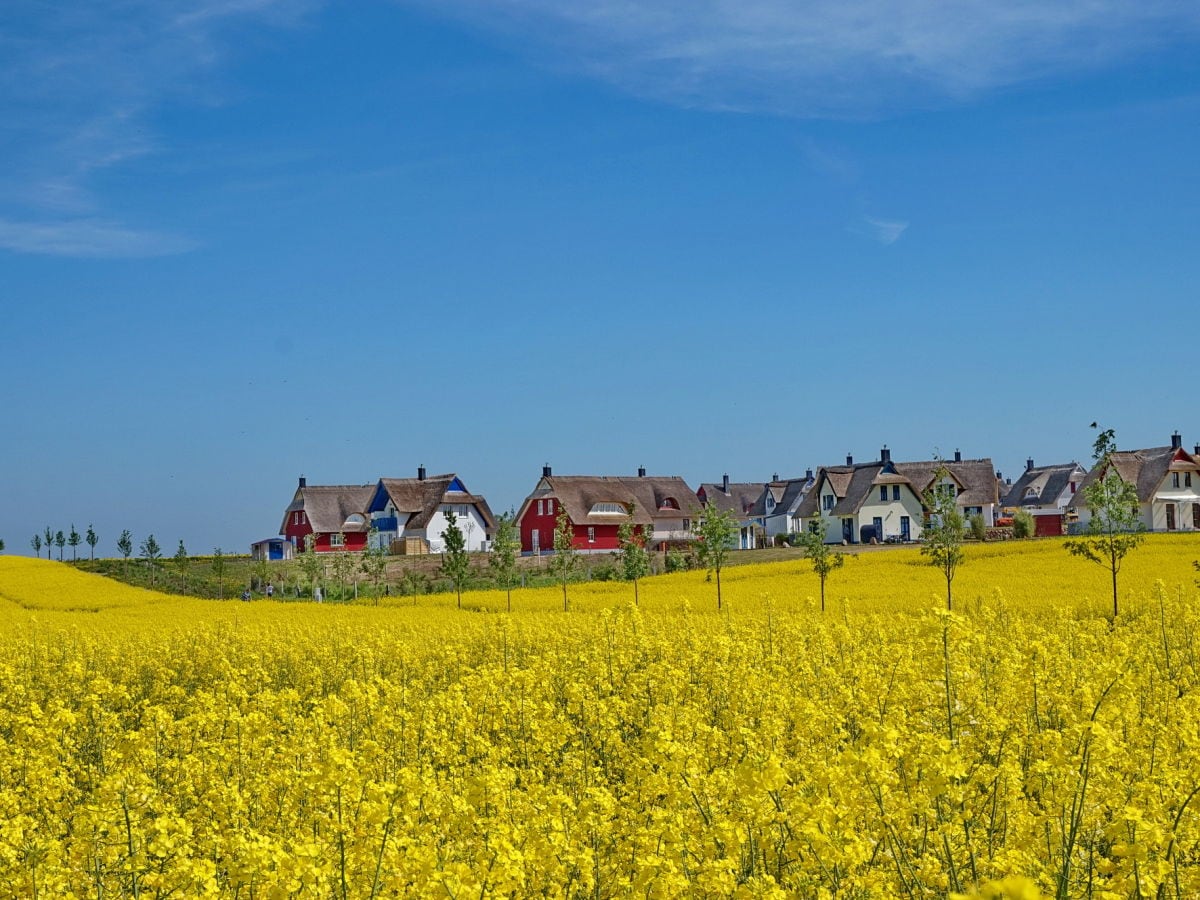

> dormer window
[766,496,775,510]
[1024,487,1039,499]
[343,514,366,529]
[589,502,627,515]
[659,498,680,510]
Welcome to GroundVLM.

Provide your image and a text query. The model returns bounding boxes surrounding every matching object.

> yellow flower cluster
[0,535,1198,897]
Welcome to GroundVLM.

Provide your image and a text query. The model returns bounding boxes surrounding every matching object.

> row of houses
[254,432,1200,559]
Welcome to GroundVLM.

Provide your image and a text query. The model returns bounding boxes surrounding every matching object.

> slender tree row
[28,524,97,562]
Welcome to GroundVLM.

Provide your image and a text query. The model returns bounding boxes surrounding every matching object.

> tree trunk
[716,568,722,610]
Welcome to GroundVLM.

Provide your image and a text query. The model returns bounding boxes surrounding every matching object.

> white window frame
[330,533,344,548]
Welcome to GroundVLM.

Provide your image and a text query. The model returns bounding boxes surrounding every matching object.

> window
[823,494,835,511]
[1173,473,1181,488]
[1187,473,1193,488]
[880,486,888,502]
[1167,503,1177,531]
[1070,482,1076,493]
[587,527,595,543]
[892,485,900,501]
[589,502,626,515]
[546,499,554,515]
[536,500,543,516]
[531,529,540,552]
[330,533,344,548]
[682,518,690,531]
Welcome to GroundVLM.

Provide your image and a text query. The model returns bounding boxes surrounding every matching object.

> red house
[515,467,698,554]
[281,476,375,553]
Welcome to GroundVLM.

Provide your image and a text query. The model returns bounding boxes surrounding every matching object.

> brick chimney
[1026,458,1034,471]
[417,465,426,481]
[880,446,891,464]
[1171,432,1182,450]
[299,475,306,488]
[638,466,646,477]
[846,453,854,466]
[542,464,552,477]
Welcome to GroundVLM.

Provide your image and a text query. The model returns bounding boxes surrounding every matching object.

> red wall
[285,517,368,553]
[284,517,312,549]
[1034,514,1064,537]
[518,498,622,552]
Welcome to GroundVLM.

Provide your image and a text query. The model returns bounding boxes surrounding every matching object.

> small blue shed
[250,538,295,562]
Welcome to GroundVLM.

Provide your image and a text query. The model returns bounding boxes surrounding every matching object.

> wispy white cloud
[403,0,1200,116]
[0,218,198,258]
[861,216,909,246]
[0,0,319,258]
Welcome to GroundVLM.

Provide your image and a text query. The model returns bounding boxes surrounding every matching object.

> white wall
[421,504,490,552]
[857,487,925,542]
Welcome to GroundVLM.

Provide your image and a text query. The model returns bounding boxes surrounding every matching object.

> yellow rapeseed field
[1,535,1199,898]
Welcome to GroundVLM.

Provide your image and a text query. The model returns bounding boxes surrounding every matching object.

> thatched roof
[791,455,997,519]
[1068,445,1198,507]
[895,458,999,508]
[375,474,497,533]
[1003,462,1085,508]
[529,475,699,526]
[698,481,766,518]
[755,476,813,518]
[281,484,374,534]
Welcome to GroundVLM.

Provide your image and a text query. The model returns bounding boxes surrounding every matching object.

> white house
[894,451,1001,526]
[1068,434,1200,533]
[366,468,496,554]
[794,447,1001,543]
[796,450,925,544]
[758,471,816,542]
[1001,459,1088,536]
[697,475,770,549]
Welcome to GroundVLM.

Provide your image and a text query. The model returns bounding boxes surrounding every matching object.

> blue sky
[2,1,1199,556]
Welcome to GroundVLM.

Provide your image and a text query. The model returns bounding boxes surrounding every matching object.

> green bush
[665,549,689,573]
[1012,509,1036,539]
[968,513,987,542]
[590,562,619,582]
